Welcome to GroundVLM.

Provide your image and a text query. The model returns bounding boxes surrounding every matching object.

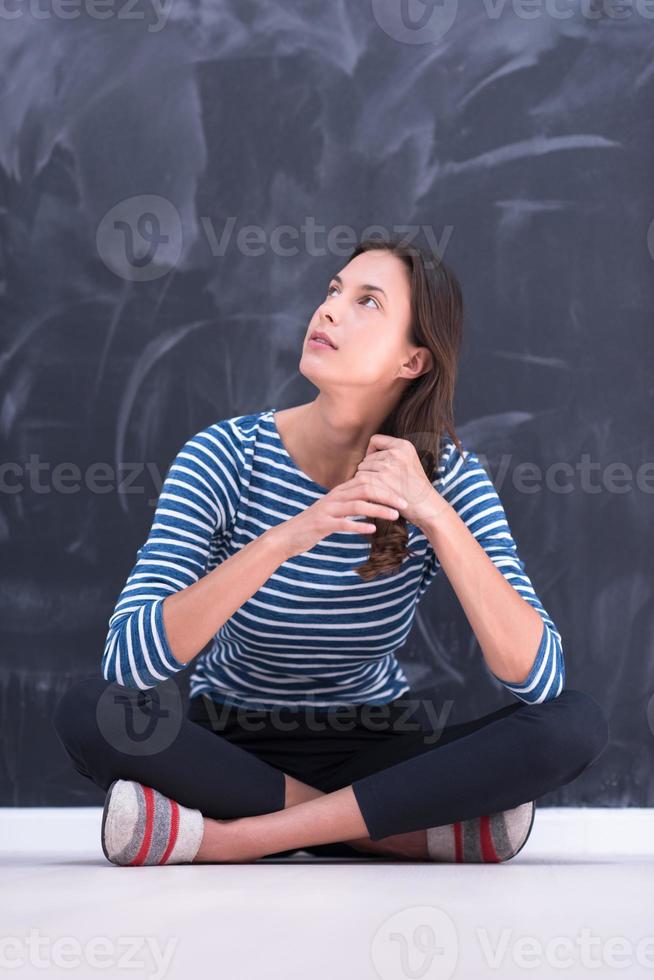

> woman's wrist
[261,524,294,562]
[415,494,452,536]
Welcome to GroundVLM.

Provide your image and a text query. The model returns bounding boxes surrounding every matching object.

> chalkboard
[1,5,651,806]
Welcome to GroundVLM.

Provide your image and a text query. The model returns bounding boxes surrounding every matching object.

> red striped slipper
[426,800,535,863]
[101,779,205,866]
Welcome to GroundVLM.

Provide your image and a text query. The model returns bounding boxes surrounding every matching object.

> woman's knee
[52,675,112,751]
[543,688,610,769]
[53,675,187,766]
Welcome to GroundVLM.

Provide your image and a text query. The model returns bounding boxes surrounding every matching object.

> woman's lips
[308,338,337,350]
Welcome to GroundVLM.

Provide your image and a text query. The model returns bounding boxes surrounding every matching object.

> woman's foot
[346,830,430,860]
[426,800,536,863]
[348,801,536,863]
[101,779,205,866]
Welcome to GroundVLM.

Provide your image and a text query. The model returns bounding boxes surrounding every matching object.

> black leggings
[52,677,609,857]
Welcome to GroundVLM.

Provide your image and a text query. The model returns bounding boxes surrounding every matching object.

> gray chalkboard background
[1,3,652,806]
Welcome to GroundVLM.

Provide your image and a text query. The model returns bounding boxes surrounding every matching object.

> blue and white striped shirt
[102,407,565,708]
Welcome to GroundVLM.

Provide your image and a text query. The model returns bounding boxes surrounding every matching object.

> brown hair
[349,236,464,581]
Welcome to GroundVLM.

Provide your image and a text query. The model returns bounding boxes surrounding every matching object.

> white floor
[1,807,653,980]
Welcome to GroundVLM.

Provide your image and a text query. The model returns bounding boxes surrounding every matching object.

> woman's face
[300,250,419,388]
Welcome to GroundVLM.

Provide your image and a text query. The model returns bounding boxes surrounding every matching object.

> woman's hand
[276,474,408,559]
[356,433,449,529]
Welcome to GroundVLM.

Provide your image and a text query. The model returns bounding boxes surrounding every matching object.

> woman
[53,237,609,866]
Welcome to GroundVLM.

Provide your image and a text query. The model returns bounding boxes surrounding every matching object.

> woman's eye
[326,285,378,309]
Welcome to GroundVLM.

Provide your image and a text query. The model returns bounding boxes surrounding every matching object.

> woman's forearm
[420,498,546,685]
[162,527,292,667]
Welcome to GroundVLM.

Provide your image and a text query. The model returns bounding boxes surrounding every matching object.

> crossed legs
[196,775,430,862]
[193,688,609,863]
[53,678,609,864]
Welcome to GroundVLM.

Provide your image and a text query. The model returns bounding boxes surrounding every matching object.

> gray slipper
[426,800,535,863]
[101,779,205,866]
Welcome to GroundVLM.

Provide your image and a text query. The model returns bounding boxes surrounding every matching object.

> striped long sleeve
[101,422,244,689]
[421,438,566,704]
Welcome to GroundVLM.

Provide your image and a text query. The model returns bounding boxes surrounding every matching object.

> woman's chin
[298,357,331,382]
